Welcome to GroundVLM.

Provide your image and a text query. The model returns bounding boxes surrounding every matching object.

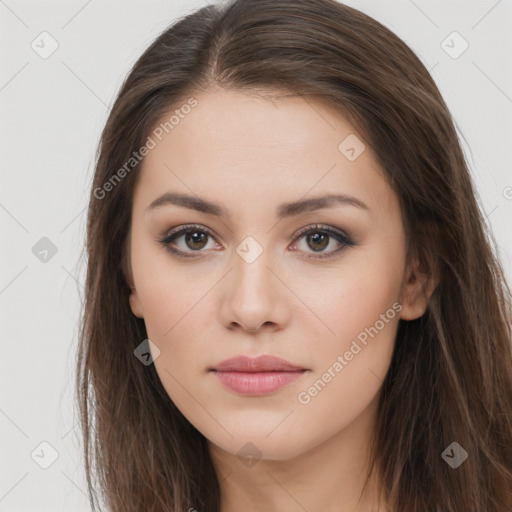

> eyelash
[157,223,355,260]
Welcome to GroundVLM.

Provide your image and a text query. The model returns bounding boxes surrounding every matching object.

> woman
[76,0,512,510]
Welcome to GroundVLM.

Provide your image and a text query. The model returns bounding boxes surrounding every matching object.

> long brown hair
[76,0,512,510]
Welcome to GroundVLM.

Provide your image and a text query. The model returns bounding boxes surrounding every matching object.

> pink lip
[210,355,308,396]
[212,355,306,372]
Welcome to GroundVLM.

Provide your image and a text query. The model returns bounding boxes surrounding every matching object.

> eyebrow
[145,191,369,218]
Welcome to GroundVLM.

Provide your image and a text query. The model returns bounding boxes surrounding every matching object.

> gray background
[1,0,511,510]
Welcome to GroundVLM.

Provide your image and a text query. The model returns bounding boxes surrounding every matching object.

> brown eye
[159,224,219,259]
[305,232,329,252]
[159,223,355,261]
[184,230,209,250]
[291,224,355,260]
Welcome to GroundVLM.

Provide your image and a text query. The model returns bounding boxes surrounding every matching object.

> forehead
[133,88,397,221]
[147,88,363,162]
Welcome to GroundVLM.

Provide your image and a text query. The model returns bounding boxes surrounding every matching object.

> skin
[127,88,435,512]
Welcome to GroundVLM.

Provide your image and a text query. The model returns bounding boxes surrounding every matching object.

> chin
[207,425,315,463]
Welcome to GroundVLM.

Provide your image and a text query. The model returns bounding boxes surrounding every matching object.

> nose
[218,245,291,333]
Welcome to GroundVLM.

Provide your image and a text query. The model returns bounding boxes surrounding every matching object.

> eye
[290,224,355,259]
[158,223,355,260]
[158,224,220,259]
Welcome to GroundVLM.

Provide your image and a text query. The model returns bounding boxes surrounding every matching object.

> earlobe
[399,221,441,321]
[129,287,144,318]
[399,263,439,321]
[122,239,143,318]
[399,274,429,321]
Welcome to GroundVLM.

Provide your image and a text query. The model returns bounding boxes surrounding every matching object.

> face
[127,88,428,462]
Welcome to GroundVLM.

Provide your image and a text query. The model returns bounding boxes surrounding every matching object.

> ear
[399,230,440,321]
[129,287,144,319]
[122,236,144,319]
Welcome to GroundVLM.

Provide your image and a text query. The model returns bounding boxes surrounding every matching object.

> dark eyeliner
[158,224,215,260]
[291,223,355,260]
[157,223,355,260]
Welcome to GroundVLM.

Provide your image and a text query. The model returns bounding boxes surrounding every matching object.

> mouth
[209,355,309,396]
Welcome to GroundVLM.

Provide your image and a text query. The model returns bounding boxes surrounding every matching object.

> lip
[211,355,307,372]
[209,355,308,396]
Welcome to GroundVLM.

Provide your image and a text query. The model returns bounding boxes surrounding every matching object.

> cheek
[288,249,402,420]
[132,246,220,387]
[291,281,400,452]
[291,243,404,349]
[138,278,207,369]
[138,275,212,425]
[131,234,208,340]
